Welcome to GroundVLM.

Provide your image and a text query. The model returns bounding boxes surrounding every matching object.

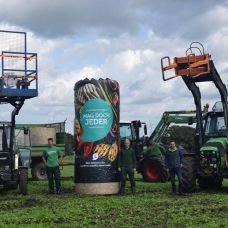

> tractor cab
[204,112,226,138]
[204,102,227,138]
[0,122,31,186]
[0,123,11,172]
[120,120,147,161]
[119,121,136,143]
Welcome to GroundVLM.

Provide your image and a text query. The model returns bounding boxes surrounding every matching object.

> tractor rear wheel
[32,162,47,180]
[19,168,28,195]
[181,155,197,193]
[141,157,168,182]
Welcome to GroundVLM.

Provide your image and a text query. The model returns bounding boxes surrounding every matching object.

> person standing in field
[118,138,136,194]
[165,140,184,195]
[42,138,64,194]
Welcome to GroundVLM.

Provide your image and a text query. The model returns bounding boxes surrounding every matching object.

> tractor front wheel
[19,168,28,195]
[181,155,197,193]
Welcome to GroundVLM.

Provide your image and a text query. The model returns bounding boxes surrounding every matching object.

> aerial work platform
[0,30,38,103]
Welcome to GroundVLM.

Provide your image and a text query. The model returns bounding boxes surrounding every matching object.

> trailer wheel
[181,155,197,193]
[32,163,47,181]
[141,157,168,182]
[19,168,28,195]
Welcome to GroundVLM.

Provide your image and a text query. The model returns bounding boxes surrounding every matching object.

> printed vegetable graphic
[94,144,110,157]
[75,78,119,161]
[94,142,118,161]
[108,143,118,161]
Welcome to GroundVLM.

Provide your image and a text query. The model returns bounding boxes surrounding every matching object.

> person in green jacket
[42,138,64,194]
[118,138,136,194]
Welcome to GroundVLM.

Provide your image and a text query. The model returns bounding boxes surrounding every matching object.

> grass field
[1,160,228,227]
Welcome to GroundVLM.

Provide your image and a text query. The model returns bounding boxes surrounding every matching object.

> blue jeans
[169,167,183,193]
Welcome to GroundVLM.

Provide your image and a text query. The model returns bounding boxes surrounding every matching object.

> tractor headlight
[201,158,207,164]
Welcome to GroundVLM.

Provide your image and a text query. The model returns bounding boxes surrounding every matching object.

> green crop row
[1,171,228,227]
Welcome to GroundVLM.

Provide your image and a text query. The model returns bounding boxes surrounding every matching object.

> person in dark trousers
[118,138,136,194]
[165,140,184,195]
[42,138,64,194]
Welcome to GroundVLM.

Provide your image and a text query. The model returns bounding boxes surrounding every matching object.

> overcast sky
[1,0,228,134]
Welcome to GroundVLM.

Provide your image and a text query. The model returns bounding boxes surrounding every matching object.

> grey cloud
[0,0,226,39]
[133,0,227,40]
[0,0,144,38]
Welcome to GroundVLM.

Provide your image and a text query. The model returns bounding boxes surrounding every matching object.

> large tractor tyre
[31,163,47,181]
[3,172,19,191]
[3,185,18,191]
[141,157,168,182]
[181,156,197,193]
[19,168,28,195]
[198,177,223,190]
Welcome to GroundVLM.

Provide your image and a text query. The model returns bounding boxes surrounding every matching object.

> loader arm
[161,42,228,148]
[148,110,196,144]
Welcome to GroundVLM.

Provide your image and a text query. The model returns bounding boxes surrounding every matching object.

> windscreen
[120,124,134,140]
[205,116,226,136]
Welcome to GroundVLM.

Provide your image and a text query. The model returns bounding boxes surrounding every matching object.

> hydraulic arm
[148,110,196,144]
[161,42,228,149]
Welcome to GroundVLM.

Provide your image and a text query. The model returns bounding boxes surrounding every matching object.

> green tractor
[0,30,38,194]
[0,120,31,194]
[161,42,228,192]
[120,110,196,182]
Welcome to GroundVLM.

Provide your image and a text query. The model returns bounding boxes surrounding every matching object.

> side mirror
[24,128,29,135]
[144,124,147,135]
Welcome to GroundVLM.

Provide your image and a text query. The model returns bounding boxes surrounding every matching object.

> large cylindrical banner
[74,78,120,194]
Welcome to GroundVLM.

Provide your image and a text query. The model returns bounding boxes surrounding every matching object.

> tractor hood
[200,137,228,153]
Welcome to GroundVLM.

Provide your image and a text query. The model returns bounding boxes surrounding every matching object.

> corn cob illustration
[94,142,118,161]
[108,143,118,161]
[94,143,110,157]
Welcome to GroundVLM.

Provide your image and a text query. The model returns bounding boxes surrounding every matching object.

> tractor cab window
[0,126,10,170]
[120,124,135,140]
[0,127,10,151]
[15,129,30,146]
[205,116,226,136]
[18,148,31,167]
